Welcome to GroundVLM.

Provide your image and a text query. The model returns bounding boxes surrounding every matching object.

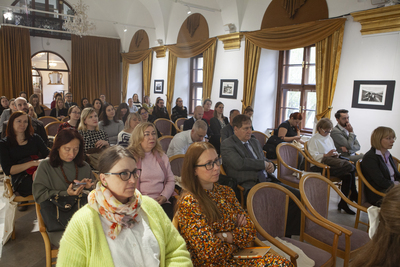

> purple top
[376,150,398,184]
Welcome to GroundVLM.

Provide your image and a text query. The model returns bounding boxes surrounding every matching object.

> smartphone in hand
[72,182,86,190]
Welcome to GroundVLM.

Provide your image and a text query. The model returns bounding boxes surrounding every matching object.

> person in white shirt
[167,120,207,157]
[330,109,363,162]
[127,98,138,113]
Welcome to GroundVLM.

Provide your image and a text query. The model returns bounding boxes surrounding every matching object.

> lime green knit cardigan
[56,196,193,267]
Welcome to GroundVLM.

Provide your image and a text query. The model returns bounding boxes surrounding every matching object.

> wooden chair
[299,173,370,267]
[41,104,50,110]
[39,116,59,127]
[45,121,63,137]
[61,117,69,122]
[4,177,35,239]
[354,159,386,229]
[394,156,400,172]
[220,164,245,209]
[252,131,268,147]
[154,118,179,136]
[169,154,185,177]
[175,118,188,132]
[44,109,52,116]
[247,182,340,267]
[158,135,174,153]
[36,203,59,267]
[303,141,342,186]
[276,143,312,189]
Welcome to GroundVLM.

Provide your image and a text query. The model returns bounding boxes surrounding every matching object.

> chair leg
[354,209,361,229]
[11,224,16,240]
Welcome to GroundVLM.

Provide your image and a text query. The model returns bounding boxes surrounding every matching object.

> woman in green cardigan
[56,146,192,267]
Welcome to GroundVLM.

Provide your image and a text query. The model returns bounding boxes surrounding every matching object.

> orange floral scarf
[88,182,142,240]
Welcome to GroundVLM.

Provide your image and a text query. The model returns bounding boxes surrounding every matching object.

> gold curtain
[243,18,346,114]
[315,23,345,119]
[121,49,152,101]
[0,26,33,98]
[166,37,217,113]
[242,39,261,113]
[71,35,121,105]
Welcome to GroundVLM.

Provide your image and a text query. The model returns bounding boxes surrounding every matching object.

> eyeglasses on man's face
[104,168,142,181]
[195,158,222,171]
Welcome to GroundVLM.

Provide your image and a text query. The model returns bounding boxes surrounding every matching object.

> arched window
[31,51,69,71]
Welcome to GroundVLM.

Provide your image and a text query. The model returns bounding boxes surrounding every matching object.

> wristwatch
[222,232,228,242]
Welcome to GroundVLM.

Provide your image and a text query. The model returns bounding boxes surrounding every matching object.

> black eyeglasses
[195,158,222,171]
[104,169,142,181]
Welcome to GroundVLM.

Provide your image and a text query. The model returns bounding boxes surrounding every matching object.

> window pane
[305,111,315,129]
[196,70,203,83]
[287,66,302,84]
[32,52,48,69]
[288,48,304,65]
[306,66,316,85]
[309,47,316,64]
[285,90,301,109]
[197,87,203,100]
[306,91,316,110]
[281,108,299,121]
[197,57,203,69]
[49,0,57,15]
[49,53,68,70]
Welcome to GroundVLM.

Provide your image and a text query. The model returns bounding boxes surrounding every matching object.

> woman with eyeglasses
[128,122,175,220]
[176,142,292,267]
[56,146,192,267]
[57,106,81,133]
[308,118,358,214]
[361,126,399,206]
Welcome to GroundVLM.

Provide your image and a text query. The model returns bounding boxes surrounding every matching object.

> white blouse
[308,132,336,163]
[100,209,160,267]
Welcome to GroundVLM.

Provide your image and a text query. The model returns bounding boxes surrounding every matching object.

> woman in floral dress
[177,142,293,267]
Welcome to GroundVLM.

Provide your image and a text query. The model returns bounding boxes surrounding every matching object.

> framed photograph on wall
[351,80,395,110]
[219,79,238,99]
[154,80,164,94]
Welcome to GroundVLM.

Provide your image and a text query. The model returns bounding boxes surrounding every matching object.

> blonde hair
[55,96,65,112]
[316,118,333,131]
[371,126,396,150]
[78,107,99,132]
[27,103,37,119]
[124,112,142,131]
[128,122,163,159]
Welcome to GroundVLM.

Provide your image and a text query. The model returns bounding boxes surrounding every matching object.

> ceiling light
[49,62,57,67]
[63,0,96,37]
[3,10,13,21]
[187,6,192,15]
[124,27,127,32]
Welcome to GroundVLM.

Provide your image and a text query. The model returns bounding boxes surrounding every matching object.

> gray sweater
[98,119,124,145]
[32,159,93,204]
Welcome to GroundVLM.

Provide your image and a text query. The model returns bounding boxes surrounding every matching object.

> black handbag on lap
[40,193,88,232]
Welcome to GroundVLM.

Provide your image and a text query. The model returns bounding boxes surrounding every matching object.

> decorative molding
[351,5,400,35]
[152,46,166,58]
[218,32,244,50]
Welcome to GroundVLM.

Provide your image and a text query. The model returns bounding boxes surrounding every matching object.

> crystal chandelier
[63,0,96,37]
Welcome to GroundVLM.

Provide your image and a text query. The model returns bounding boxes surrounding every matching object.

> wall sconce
[157,39,164,46]
[223,23,236,33]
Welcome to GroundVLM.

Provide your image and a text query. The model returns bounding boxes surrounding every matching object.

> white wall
[30,37,71,69]
[332,16,400,158]
[173,58,190,109]
[150,51,169,105]
[126,63,143,103]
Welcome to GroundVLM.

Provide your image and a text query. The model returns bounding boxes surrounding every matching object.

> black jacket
[361,147,400,206]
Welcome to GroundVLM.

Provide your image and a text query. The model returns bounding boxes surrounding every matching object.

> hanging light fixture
[63,0,96,37]
[187,6,192,15]
[3,9,13,20]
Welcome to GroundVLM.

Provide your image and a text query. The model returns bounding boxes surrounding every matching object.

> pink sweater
[137,152,175,200]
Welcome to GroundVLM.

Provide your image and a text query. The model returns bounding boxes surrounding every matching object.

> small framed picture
[351,80,395,110]
[154,80,164,94]
[219,79,238,99]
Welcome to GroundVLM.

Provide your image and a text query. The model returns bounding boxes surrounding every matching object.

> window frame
[189,54,203,114]
[275,45,316,133]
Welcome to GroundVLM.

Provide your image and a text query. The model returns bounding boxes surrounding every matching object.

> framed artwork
[154,80,164,94]
[219,79,238,99]
[351,80,395,110]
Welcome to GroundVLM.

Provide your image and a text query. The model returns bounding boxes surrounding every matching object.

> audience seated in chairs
[351,184,400,266]
[56,146,191,267]
[277,112,304,144]
[138,106,155,123]
[0,111,49,210]
[57,105,81,133]
[166,120,207,158]
[32,128,94,246]
[50,97,68,120]
[360,126,399,206]
[99,103,124,146]
[307,118,358,215]
[209,102,229,154]
[50,93,62,109]
[29,94,45,118]
[152,98,169,121]
[183,105,213,139]
[202,99,213,125]
[243,106,254,130]
[220,109,240,142]
[78,107,109,169]
[117,112,142,147]
[80,97,89,110]
[92,98,103,117]
[142,95,153,113]
[0,98,15,133]
[27,103,37,119]
[171,97,188,122]
[128,122,176,220]
[132,93,142,109]
[127,98,138,113]
[0,96,9,116]
[176,142,293,267]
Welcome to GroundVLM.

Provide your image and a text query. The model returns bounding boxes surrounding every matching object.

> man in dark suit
[183,106,212,139]
[221,109,240,142]
[64,92,78,110]
[2,97,48,146]
[221,114,300,236]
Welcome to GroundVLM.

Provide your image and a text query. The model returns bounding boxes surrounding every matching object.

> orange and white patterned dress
[177,183,293,267]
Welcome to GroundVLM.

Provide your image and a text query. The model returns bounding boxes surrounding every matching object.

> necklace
[61,163,78,184]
